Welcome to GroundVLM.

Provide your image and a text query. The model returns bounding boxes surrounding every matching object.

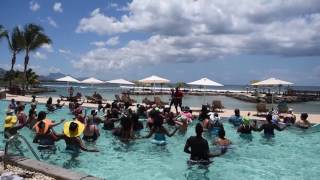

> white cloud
[47,17,58,28]
[41,44,53,52]
[58,49,72,55]
[33,52,47,60]
[53,2,63,13]
[90,41,106,47]
[106,36,119,46]
[90,36,119,47]
[91,8,101,16]
[75,0,320,71]
[48,67,61,73]
[29,1,40,12]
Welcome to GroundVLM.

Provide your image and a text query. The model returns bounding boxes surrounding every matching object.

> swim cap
[243,116,250,125]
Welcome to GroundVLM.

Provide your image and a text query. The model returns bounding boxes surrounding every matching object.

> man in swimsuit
[254,114,286,136]
[184,123,225,162]
[228,109,243,127]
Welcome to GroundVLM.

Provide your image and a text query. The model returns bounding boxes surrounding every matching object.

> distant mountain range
[38,72,66,81]
[0,67,88,82]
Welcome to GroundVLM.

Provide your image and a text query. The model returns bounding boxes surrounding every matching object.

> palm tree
[22,23,51,90]
[5,26,24,88]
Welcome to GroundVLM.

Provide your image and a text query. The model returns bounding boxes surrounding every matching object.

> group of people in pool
[3,96,313,163]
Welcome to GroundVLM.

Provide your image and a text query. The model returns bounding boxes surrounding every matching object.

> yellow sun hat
[63,120,85,137]
[4,114,17,128]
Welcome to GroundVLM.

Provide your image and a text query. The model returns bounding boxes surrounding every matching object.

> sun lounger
[256,102,269,116]
[154,96,168,108]
[211,100,224,112]
[142,97,154,106]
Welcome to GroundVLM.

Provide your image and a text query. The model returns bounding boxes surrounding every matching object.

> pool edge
[0,151,105,180]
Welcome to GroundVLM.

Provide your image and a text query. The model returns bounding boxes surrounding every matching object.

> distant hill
[39,72,66,81]
[0,68,7,79]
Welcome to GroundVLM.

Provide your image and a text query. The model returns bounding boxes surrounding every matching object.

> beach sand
[4,93,320,124]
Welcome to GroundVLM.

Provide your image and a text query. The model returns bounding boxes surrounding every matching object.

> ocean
[40,82,320,114]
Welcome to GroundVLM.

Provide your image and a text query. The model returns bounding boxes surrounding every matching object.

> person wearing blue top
[143,113,179,145]
[228,109,243,127]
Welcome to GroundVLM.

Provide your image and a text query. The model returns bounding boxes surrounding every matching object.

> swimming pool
[1,100,320,180]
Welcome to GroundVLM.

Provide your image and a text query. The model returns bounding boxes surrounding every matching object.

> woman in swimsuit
[214,129,232,153]
[144,113,179,145]
[83,118,100,142]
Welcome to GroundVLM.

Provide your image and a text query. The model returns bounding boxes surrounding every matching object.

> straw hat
[33,119,53,134]
[4,115,17,128]
[63,120,85,137]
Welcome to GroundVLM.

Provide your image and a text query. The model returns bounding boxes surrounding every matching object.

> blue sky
[0,0,320,85]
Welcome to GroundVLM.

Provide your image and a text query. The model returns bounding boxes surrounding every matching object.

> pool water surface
[0,100,319,180]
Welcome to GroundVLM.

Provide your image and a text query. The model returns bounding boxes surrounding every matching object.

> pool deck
[4,93,320,124]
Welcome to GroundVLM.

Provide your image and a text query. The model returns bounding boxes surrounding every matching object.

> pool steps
[0,151,104,180]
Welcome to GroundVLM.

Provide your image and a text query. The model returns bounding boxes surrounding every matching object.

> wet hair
[301,113,308,120]
[266,114,273,122]
[37,111,47,121]
[38,120,45,129]
[195,123,203,136]
[153,114,164,128]
[218,129,226,139]
[69,122,78,131]
[234,109,240,116]
[91,109,97,116]
[18,105,25,111]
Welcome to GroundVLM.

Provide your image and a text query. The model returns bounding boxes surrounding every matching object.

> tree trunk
[23,50,29,91]
[9,52,16,89]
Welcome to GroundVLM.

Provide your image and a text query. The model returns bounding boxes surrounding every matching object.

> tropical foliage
[4,68,39,88]
[22,23,51,89]
[0,24,51,91]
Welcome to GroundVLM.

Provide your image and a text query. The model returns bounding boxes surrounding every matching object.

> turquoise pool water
[1,100,320,180]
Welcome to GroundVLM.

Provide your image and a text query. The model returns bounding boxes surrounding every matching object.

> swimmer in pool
[237,116,254,134]
[62,121,99,152]
[213,129,232,153]
[295,113,311,129]
[32,111,65,149]
[83,117,100,142]
[143,113,179,144]
[184,123,225,162]
[228,109,243,127]
[207,112,224,136]
[253,114,286,136]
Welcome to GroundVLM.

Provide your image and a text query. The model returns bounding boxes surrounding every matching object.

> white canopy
[251,78,293,86]
[138,75,170,84]
[81,77,104,84]
[188,77,223,86]
[56,76,80,83]
[106,78,134,85]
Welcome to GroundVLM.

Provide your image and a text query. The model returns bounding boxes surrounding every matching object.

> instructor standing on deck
[174,87,184,113]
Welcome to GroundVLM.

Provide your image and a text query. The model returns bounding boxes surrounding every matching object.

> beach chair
[86,95,98,103]
[256,103,269,116]
[277,101,288,113]
[154,97,168,108]
[142,97,154,106]
[211,100,224,112]
[115,94,122,102]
